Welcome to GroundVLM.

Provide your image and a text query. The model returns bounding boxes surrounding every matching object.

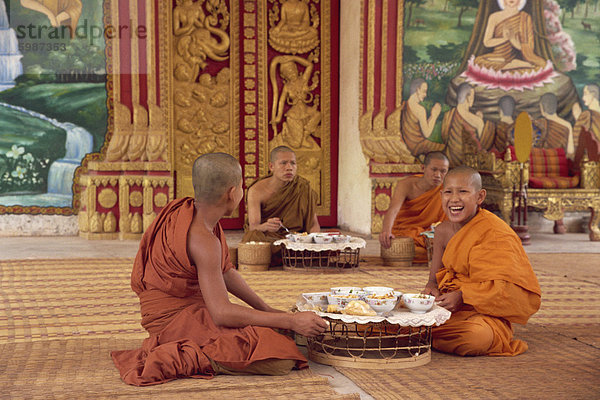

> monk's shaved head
[498,95,516,117]
[192,153,242,204]
[540,93,558,115]
[424,151,448,166]
[457,83,473,104]
[444,166,482,191]
[410,78,426,95]
[270,145,295,163]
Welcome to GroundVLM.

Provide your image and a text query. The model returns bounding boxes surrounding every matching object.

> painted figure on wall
[269,54,321,150]
[19,0,82,36]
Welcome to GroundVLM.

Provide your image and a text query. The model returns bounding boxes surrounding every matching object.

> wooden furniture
[465,148,600,241]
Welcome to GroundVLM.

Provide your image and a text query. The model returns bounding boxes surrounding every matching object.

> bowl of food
[285,233,297,242]
[302,292,329,308]
[364,294,398,314]
[332,234,351,244]
[401,293,435,314]
[362,286,395,297]
[327,293,361,308]
[296,233,314,243]
[330,287,363,295]
[313,234,334,244]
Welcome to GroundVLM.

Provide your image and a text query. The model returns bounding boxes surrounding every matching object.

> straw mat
[1,254,599,399]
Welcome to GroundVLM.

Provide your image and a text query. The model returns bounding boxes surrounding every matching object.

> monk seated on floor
[241,145,320,265]
[111,153,327,386]
[379,151,449,264]
[423,166,541,356]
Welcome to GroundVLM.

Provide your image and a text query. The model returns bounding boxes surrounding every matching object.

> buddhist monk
[379,152,449,264]
[111,153,327,386]
[423,166,541,356]
[442,83,495,167]
[572,84,600,169]
[494,95,516,153]
[242,146,320,265]
[401,78,446,158]
[534,93,574,156]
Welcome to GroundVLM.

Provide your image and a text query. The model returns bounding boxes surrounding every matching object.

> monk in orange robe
[111,153,327,386]
[379,152,449,264]
[424,167,541,356]
[401,78,446,158]
[442,83,495,167]
[242,146,319,264]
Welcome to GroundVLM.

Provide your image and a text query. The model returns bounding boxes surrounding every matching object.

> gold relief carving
[244,2,255,13]
[86,161,171,171]
[244,39,257,52]
[245,90,257,103]
[244,164,256,178]
[130,213,143,234]
[245,79,256,89]
[244,27,255,39]
[297,155,321,203]
[103,212,117,233]
[173,0,230,80]
[244,177,256,188]
[245,115,257,128]
[269,54,320,150]
[129,191,143,208]
[245,140,256,154]
[370,163,422,175]
[374,193,391,212]
[244,13,256,26]
[268,0,319,54]
[371,213,383,234]
[144,212,157,233]
[581,159,600,189]
[359,110,416,164]
[120,212,131,233]
[244,53,255,64]
[90,212,103,233]
[98,188,118,209]
[245,154,256,164]
[542,198,564,221]
[154,192,168,208]
[78,211,89,233]
[244,64,256,77]
[245,104,256,114]
[245,129,256,139]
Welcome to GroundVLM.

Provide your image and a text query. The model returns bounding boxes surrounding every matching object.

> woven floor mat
[2,256,600,343]
[0,338,359,400]
[335,324,600,400]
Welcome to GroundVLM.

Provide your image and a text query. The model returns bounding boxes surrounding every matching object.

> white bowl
[313,234,334,244]
[363,286,395,296]
[365,295,398,314]
[332,235,351,243]
[330,286,363,295]
[285,233,297,242]
[401,293,435,314]
[296,234,314,243]
[302,292,329,308]
[327,293,361,308]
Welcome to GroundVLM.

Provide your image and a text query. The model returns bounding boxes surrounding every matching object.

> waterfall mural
[0,0,106,213]
[0,0,22,91]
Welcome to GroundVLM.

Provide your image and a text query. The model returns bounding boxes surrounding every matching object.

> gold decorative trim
[98,188,118,209]
[396,0,404,109]
[87,161,172,171]
[366,0,375,113]
[380,0,388,112]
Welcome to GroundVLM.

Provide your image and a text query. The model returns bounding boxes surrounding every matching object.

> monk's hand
[291,312,328,337]
[264,217,282,233]
[432,103,442,116]
[422,281,440,297]
[378,231,394,249]
[436,290,463,313]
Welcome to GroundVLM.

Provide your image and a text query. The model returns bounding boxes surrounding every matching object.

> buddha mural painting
[19,0,82,38]
[463,0,556,91]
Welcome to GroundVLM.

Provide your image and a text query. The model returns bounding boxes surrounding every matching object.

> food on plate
[366,293,396,300]
[327,304,341,314]
[342,300,377,316]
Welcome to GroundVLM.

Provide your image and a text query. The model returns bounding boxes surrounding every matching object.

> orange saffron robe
[433,209,542,356]
[391,183,446,263]
[111,198,307,386]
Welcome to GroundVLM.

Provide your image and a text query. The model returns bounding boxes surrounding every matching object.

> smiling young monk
[423,166,541,356]
[379,152,449,263]
[111,153,327,385]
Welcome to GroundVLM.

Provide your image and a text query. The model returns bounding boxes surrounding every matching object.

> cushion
[503,146,580,189]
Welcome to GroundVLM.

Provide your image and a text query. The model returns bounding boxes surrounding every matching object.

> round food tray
[273,238,366,273]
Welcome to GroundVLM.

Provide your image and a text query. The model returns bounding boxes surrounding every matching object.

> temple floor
[1,231,599,399]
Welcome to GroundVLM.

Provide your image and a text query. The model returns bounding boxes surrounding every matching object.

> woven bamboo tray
[380,237,415,267]
[281,246,361,272]
[237,242,271,271]
[307,318,431,369]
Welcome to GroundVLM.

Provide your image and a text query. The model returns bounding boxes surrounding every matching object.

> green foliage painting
[0,0,107,211]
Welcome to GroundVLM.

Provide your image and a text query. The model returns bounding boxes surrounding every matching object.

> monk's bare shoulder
[434,221,455,248]
[187,221,221,269]
[248,178,271,203]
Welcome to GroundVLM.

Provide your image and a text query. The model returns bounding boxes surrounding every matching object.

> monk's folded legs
[209,358,296,376]
[432,311,494,356]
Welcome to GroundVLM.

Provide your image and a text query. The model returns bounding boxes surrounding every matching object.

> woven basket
[237,242,271,271]
[380,236,415,267]
[228,246,238,267]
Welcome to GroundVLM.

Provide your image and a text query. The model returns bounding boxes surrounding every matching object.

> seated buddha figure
[474,0,547,73]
